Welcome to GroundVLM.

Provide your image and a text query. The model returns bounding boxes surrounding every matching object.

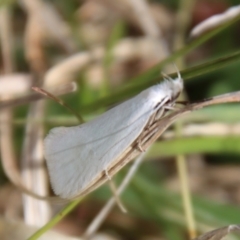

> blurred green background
[1,0,240,239]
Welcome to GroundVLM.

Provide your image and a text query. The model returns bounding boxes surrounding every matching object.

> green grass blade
[27,199,82,240]
[149,136,240,158]
[81,50,240,113]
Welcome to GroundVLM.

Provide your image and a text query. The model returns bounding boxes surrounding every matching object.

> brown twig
[32,86,84,123]
[0,82,77,110]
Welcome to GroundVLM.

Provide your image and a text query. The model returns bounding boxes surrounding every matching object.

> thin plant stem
[32,86,84,123]
[27,198,83,240]
[173,0,196,238]
[83,151,148,239]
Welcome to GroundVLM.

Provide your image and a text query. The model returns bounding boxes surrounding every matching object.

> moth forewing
[44,75,183,200]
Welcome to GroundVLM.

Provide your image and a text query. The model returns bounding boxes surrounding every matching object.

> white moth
[44,71,183,199]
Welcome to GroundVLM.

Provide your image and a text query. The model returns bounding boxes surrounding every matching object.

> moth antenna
[172,63,181,80]
[161,72,172,81]
[162,64,182,81]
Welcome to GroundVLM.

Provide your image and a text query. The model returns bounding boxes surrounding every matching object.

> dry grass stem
[44,49,104,88]
[190,5,240,38]
[83,151,148,239]
[128,0,169,59]
[0,82,77,110]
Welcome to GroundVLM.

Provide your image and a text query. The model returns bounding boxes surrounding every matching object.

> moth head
[170,69,183,101]
[158,68,183,102]
[139,66,183,106]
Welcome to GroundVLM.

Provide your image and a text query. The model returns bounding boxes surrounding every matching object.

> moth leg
[164,106,177,111]
[134,138,146,153]
[176,100,188,105]
[148,111,157,126]
[104,169,127,213]
[164,103,185,111]
[104,169,112,180]
[136,118,158,152]
[154,107,165,121]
